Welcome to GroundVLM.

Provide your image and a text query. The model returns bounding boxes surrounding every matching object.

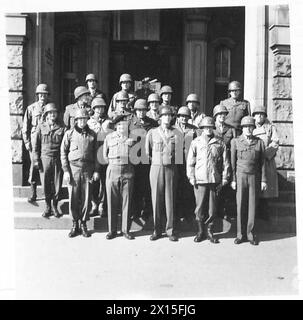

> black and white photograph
[0,0,302,301]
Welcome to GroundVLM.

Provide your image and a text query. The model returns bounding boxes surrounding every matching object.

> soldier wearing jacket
[145,106,183,242]
[32,103,65,218]
[63,86,91,130]
[61,108,100,238]
[22,83,49,203]
[220,81,251,136]
[103,115,136,240]
[231,116,267,245]
[129,99,158,220]
[174,106,197,222]
[85,73,107,107]
[146,93,160,122]
[187,116,230,243]
[185,93,205,128]
[109,91,133,123]
[159,85,178,125]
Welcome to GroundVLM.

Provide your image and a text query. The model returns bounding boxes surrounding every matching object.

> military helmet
[159,106,173,117]
[134,99,148,110]
[213,104,229,117]
[240,116,255,127]
[74,86,90,100]
[75,108,90,120]
[91,97,106,109]
[43,103,57,115]
[36,84,49,95]
[252,105,267,116]
[160,85,173,96]
[85,73,98,82]
[228,81,242,91]
[186,93,200,104]
[147,93,160,103]
[200,116,215,128]
[116,91,129,101]
[177,106,191,117]
[119,73,132,83]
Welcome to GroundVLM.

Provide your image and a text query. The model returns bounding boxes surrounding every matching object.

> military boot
[206,224,219,244]
[68,220,79,238]
[52,199,61,218]
[194,220,205,242]
[80,221,91,238]
[42,200,52,218]
[27,183,37,203]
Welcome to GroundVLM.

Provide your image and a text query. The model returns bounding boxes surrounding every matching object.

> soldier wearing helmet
[174,106,197,222]
[63,86,91,130]
[85,73,107,106]
[22,83,50,203]
[159,85,178,125]
[187,116,230,244]
[108,73,135,118]
[145,106,183,242]
[129,99,158,221]
[61,108,101,238]
[230,116,267,246]
[32,103,65,218]
[109,90,133,123]
[252,106,279,220]
[185,93,205,128]
[135,77,154,100]
[146,93,161,121]
[87,97,112,218]
[220,80,251,135]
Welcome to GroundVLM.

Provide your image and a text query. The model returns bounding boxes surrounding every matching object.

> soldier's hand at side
[25,142,32,152]
[92,172,100,181]
[222,179,228,186]
[189,178,196,187]
[231,181,236,190]
[261,182,267,191]
[63,171,71,185]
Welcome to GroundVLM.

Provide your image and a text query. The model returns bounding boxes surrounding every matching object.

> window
[215,45,231,84]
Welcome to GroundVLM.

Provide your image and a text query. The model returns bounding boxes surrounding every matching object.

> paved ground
[13,229,298,299]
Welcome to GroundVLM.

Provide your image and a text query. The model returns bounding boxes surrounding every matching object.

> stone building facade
[6,5,295,219]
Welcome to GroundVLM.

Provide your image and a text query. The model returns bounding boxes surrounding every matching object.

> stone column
[6,14,27,186]
[182,10,210,113]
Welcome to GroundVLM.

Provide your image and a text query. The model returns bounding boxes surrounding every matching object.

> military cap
[200,116,215,128]
[159,106,173,117]
[91,97,107,109]
[147,93,160,103]
[43,103,57,115]
[134,99,148,110]
[252,105,267,116]
[85,73,98,82]
[160,85,173,96]
[74,86,90,100]
[186,93,200,104]
[177,106,191,117]
[75,108,90,120]
[116,91,129,101]
[228,81,242,91]
[36,84,49,95]
[213,104,229,118]
[119,73,132,83]
[240,116,255,127]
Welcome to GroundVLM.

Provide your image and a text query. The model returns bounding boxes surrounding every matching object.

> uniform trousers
[68,165,93,222]
[106,164,134,234]
[39,156,62,203]
[91,164,107,211]
[193,183,218,226]
[28,150,40,185]
[236,173,260,241]
[150,164,178,236]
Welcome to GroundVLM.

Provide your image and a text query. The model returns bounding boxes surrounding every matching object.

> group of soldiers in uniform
[22,73,279,245]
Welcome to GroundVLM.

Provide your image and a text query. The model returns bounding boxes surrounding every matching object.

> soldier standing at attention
[129,99,158,220]
[85,73,107,106]
[63,86,91,130]
[103,115,136,240]
[213,104,237,220]
[87,97,111,218]
[108,73,134,118]
[32,103,65,218]
[252,106,279,220]
[159,85,178,125]
[185,93,205,128]
[174,106,197,222]
[231,116,267,245]
[22,83,50,203]
[187,117,230,244]
[146,93,161,122]
[109,91,133,122]
[145,106,182,242]
[61,109,100,238]
[220,81,251,136]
